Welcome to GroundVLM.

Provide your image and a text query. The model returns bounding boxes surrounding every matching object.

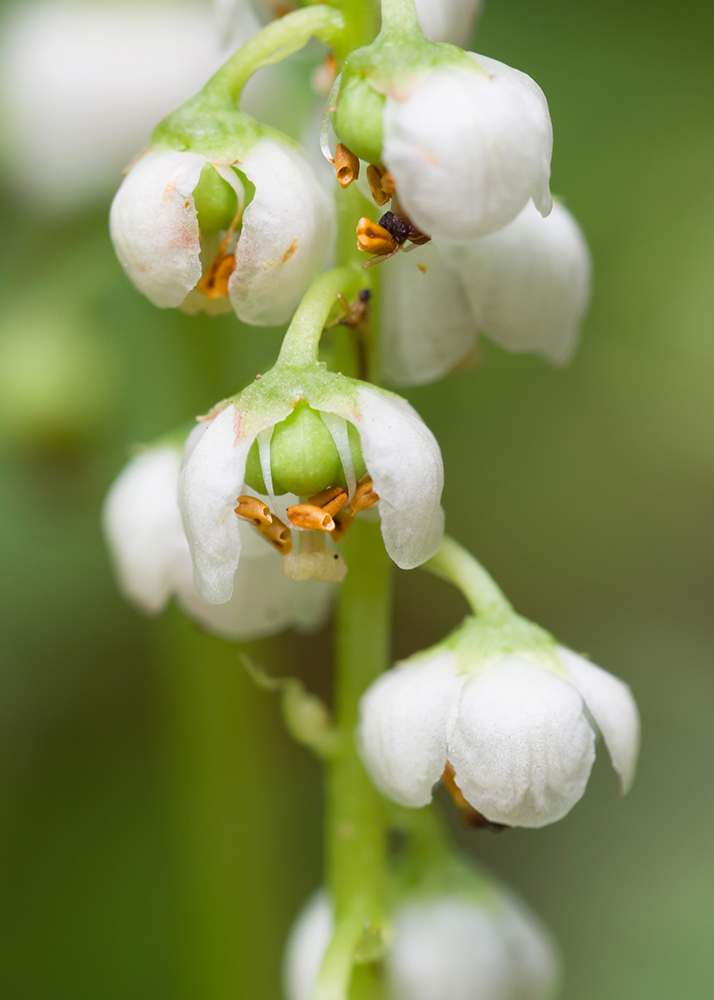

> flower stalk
[277,266,363,368]
[424,535,514,618]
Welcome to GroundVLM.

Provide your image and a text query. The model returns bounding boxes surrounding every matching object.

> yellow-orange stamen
[234,495,272,525]
[286,503,335,532]
[257,516,292,554]
[350,476,379,514]
[356,217,397,257]
[331,511,354,543]
[334,143,360,188]
[366,164,395,206]
[196,206,243,300]
[308,486,348,518]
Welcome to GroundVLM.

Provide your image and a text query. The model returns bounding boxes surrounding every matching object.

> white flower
[382,54,552,242]
[102,443,332,641]
[284,888,559,1000]
[380,201,592,386]
[358,646,640,828]
[0,0,262,210]
[179,380,444,604]
[415,0,482,47]
[109,138,334,324]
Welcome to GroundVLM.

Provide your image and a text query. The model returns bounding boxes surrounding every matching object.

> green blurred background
[1,0,713,997]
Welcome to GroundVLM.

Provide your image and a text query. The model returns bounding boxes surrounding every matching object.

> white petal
[175,526,333,641]
[102,446,186,615]
[0,1,249,209]
[379,243,477,387]
[415,0,482,47]
[388,898,514,1000]
[445,200,591,365]
[558,647,640,794]
[383,59,552,242]
[346,386,444,569]
[283,890,333,1000]
[447,656,596,828]
[109,149,205,308]
[358,652,461,808]
[179,404,283,604]
[499,892,561,1000]
[229,139,335,326]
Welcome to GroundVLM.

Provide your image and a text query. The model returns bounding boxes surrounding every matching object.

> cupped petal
[388,897,513,1000]
[109,149,206,307]
[379,243,477,387]
[558,647,640,794]
[445,200,591,365]
[415,0,482,47]
[447,656,596,828]
[229,138,335,325]
[383,59,552,242]
[358,651,462,808]
[179,403,287,604]
[283,890,333,1000]
[499,891,561,1000]
[102,446,186,615]
[346,386,444,569]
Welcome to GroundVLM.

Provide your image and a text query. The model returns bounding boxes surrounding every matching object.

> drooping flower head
[379,199,592,387]
[285,857,559,1000]
[103,434,332,641]
[110,65,334,324]
[327,3,552,246]
[179,357,444,602]
[358,538,640,828]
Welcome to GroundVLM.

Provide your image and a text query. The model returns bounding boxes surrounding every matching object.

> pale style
[284,888,559,1000]
[358,646,640,828]
[380,201,592,386]
[110,138,334,324]
[382,54,552,242]
[103,444,331,641]
[179,385,444,604]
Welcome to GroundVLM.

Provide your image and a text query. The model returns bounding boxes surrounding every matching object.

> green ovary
[332,75,385,165]
[193,164,239,235]
[244,403,366,497]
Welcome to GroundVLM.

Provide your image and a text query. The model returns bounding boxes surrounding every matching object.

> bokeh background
[1,0,713,997]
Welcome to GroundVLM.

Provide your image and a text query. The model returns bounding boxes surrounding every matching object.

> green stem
[336,0,381,64]
[207,6,346,101]
[318,522,392,1000]
[277,266,361,368]
[424,535,513,618]
[378,0,423,36]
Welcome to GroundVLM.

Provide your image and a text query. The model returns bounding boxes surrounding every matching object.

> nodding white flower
[380,200,592,386]
[103,443,331,641]
[110,138,334,325]
[381,54,552,242]
[415,0,482,47]
[358,642,640,829]
[179,371,444,603]
[0,0,263,210]
[284,888,559,1000]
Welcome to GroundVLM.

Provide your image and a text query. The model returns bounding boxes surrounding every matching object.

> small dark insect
[377,211,430,247]
[356,212,431,268]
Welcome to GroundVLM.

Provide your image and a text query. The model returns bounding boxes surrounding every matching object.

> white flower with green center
[357,538,640,828]
[103,439,332,641]
[379,200,592,386]
[179,364,444,601]
[285,885,559,1000]
[110,133,334,325]
[330,5,552,243]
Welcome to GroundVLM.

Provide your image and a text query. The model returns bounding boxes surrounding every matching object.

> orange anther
[257,516,292,555]
[356,217,397,257]
[334,143,360,188]
[308,486,348,518]
[234,496,272,525]
[287,503,335,532]
[331,511,354,543]
[366,164,395,206]
[349,476,379,514]
[196,252,236,300]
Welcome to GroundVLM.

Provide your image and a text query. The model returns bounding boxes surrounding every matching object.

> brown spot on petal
[280,239,299,264]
